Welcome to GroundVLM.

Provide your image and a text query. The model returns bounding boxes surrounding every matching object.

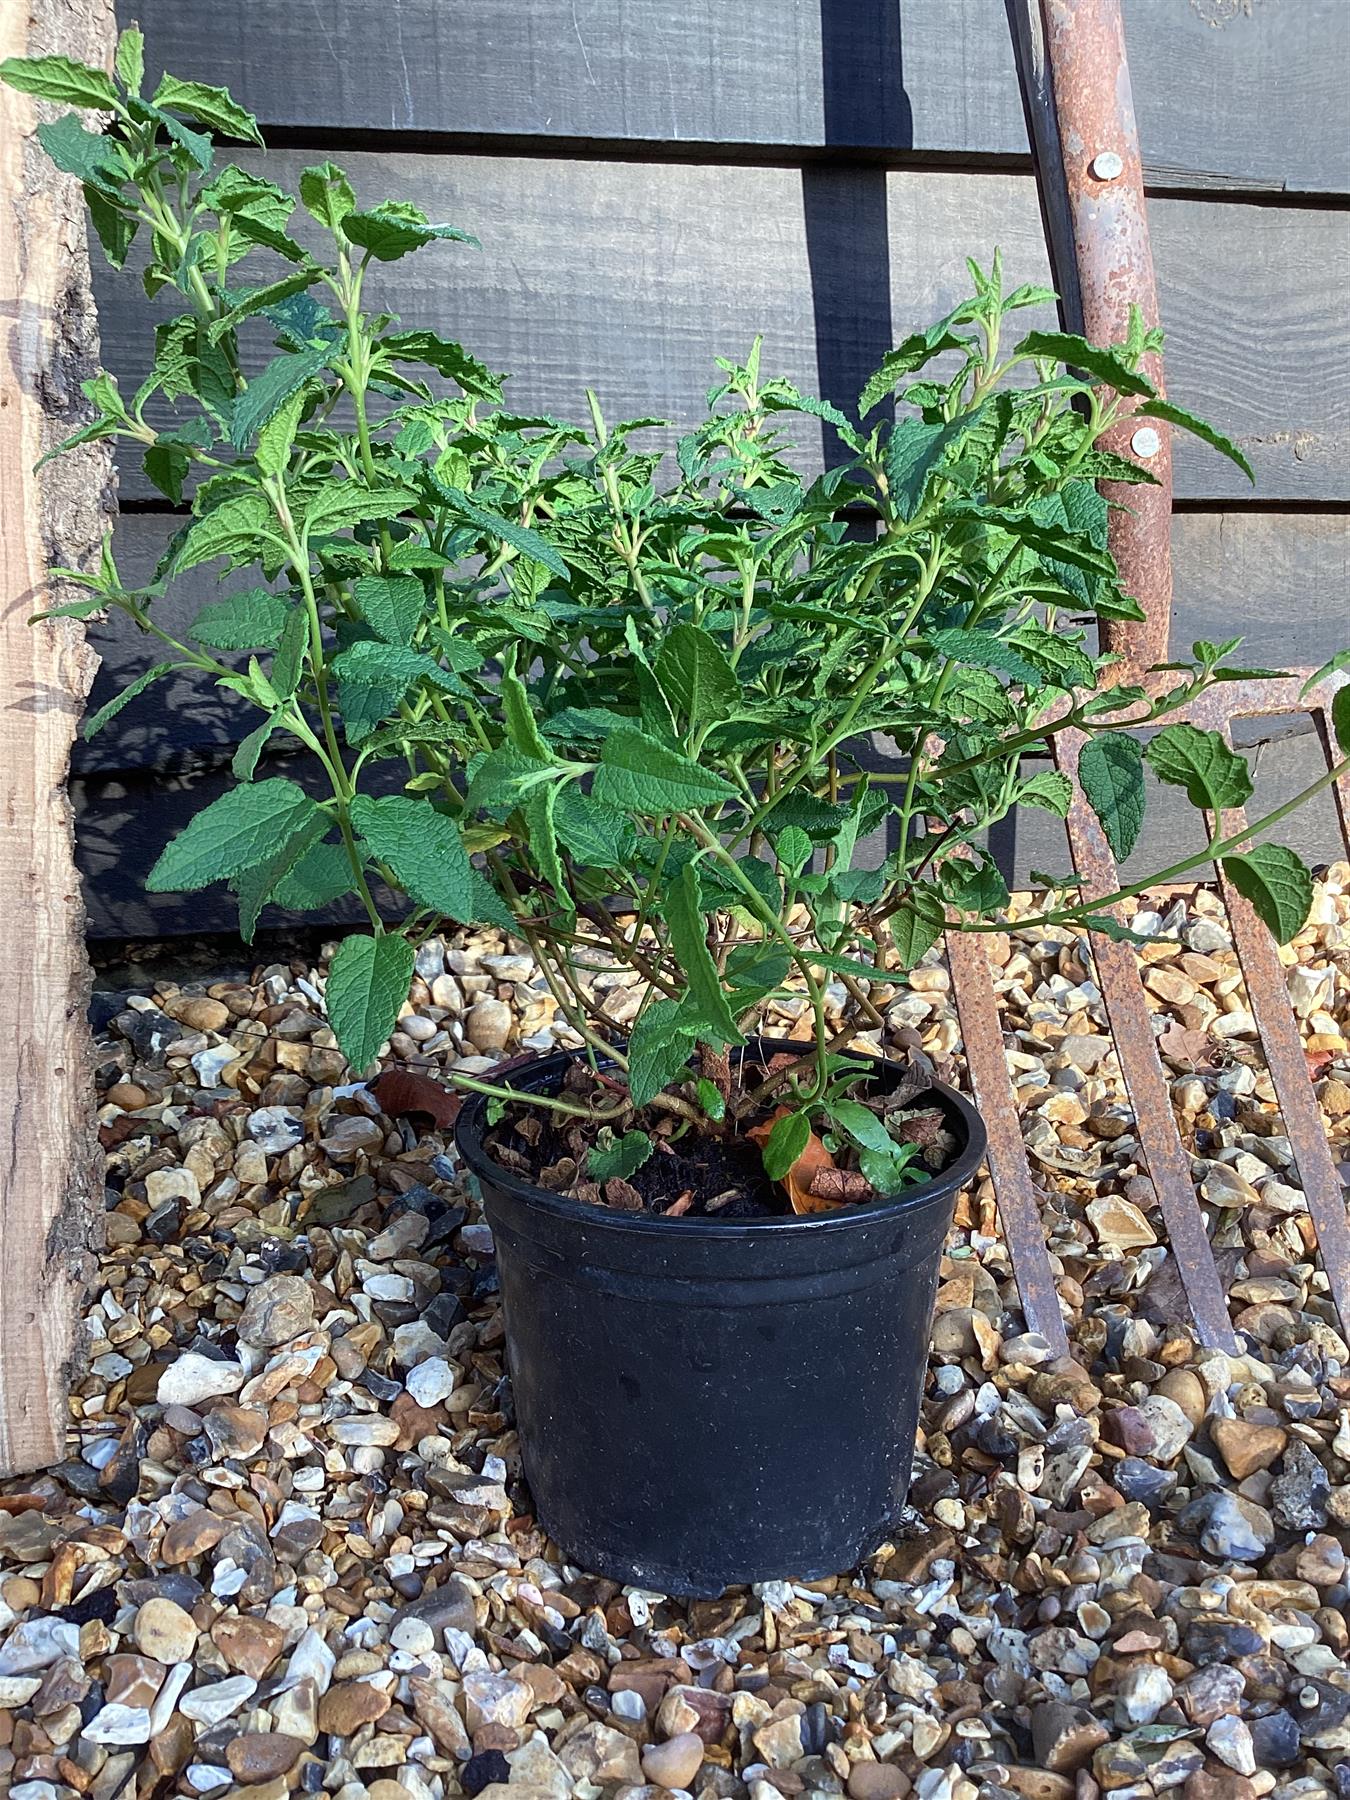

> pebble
[465,998,513,1054]
[156,1352,246,1407]
[132,1597,198,1663]
[642,1732,705,1789]
[236,1274,314,1347]
[1209,1415,1287,1478]
[1,886,1344,1800]
[405,1357,457,1407]
[178,1675,256,1726]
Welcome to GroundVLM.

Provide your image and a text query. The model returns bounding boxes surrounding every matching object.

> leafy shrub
[7,37,1347,1180]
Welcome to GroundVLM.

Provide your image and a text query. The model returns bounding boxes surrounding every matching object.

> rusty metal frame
[949,1,1350,1348]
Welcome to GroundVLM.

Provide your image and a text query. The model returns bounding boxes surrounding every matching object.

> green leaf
[35,114,123,193]
[303,481,418,537]
[775,825,813,879]
[929,628,1044,687]
[1145,723,1252,811]
[1221,845,1313,944]
[233,807,329,942]
[501,649,552,761]
[341,202,478,261]
[588,1130,654,1182]
[325,933,415,1072]
[860,319,973,415]
[1135,399,1254,483]
[202,166,301,257]
[666,863,743,1046]
[231,341,332,449]
[85,185,137,266]
[1014,329,1155,398]
[627,1000,699,1109]
[940,858,1010,916]
[152,74,263,145]
[379,330,503,402]
[1,55,119,109]
[272,840,355,912]
[552,787,634,869]
[300,161,357,230]
[147,778,320,893]
[114,27,144,95]
[655,623,738,726]
[889,886,947,969]
[143,441,189,505]
[190,588,290,650]
[762,1111,810,1182]
[177,492,281,572]
[885,415,979,521]
[231,711,281,781]
[594,727,738,816]
[1019,769,1074,816]
[151,105,213,170]
[353,575,424,647]
[82,661,174,741]
[350,793,512,927]
[826,1098,918,1194]
[271,602,309,699]
[330,640,465,729]
[429,477,567,577]
[523,780,572,916]
[696,1078,727,1123]
[1078,735,1146,860]
[209,268,323,343]
[1332,685,1350,755]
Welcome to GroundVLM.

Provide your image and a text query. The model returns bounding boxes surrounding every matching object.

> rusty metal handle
[1005,0,1173,675]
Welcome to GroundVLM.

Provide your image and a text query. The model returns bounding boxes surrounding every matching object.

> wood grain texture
[74,726,1343,941]
[74,502,1350,779]
[119,0,1350,196]
[93,155,1350,506]
[0,0,115,1473]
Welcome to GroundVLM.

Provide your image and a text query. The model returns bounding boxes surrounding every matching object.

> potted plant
[9,41,1347,1592]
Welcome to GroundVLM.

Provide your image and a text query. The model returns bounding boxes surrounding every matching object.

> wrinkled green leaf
[147,778,320,892]
[1146,723,1252,812]
[1221,845,1313,944]
[325,932,414,1071]
[1078,734,1146,860]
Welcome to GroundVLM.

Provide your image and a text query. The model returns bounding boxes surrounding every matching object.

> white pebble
[406,1358,457,1408]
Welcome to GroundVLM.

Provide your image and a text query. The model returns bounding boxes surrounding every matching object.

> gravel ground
[1,873,1348,1800]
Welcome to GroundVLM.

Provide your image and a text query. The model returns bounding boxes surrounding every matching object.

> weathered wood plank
[75,725,1343,940]
[0,0,113,1473]
[93,156,1350,506]
[74,507,1350,776]
[120,0,1350,197]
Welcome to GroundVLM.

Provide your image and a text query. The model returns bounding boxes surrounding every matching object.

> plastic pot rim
[454,1036,987,1244]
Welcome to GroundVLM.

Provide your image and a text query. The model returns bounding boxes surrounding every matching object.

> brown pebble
[1209,1416,1288,1480]
[317,1679,392,1737]
[225,1734,304,1783]
[105,1083,150,1110]
[846,1764,911,1800]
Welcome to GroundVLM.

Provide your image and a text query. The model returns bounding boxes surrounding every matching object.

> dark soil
[481,1051,959,1220]
[491,1106,786,1218]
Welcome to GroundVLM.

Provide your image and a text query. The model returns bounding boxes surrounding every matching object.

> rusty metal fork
[943,0,1350,1350]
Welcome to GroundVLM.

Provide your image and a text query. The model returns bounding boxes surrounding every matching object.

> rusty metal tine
[946,930,1072,1357]
[1218,855,1350,1330]
[1005,0,1174,675]
[1056,730,1240,1351]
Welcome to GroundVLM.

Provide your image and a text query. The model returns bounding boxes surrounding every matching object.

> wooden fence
[77,0,1350,935]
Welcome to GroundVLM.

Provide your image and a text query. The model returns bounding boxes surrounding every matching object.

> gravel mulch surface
[1,874,1348,1800]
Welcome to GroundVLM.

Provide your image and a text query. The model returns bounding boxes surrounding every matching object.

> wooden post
[0,0,115,1473]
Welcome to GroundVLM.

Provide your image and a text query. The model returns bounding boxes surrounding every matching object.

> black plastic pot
[455,1038,986,1595]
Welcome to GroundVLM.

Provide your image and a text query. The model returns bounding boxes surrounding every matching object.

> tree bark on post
[0,0,116,1474]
